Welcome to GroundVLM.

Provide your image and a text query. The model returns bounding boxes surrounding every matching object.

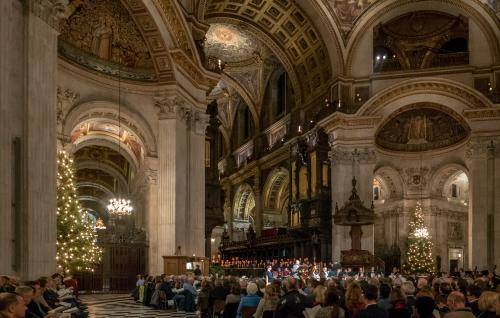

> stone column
[154,97,189,272]
[20,0,66,279]
[493,140,500,268]
[329,146,376,262]
[143,157,159,274]
[466,139,489,270]
[253,168,263,237]
[188,109,209,257]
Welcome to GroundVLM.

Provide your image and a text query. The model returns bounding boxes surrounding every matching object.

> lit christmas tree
[56,150,102,274]
[403,201,435,274]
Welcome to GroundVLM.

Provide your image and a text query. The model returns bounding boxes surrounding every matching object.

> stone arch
[430,163,470,199]
[358,78,492,118]
[263,167,289,227]
[233,183,255,222]
[70,135,140,172]
[345,0,500,76]
[76,160,130,193]
[263,167,289,211]
[63,100,156,158]
[373,165,404,200]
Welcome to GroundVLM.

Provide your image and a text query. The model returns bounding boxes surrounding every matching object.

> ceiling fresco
[204,23,260,63]
[328,0,379,32]
[59,0,156,81]
[376,104,470,152]
[71,122,144,162]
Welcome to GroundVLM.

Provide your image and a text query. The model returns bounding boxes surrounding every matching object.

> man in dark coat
[275,278,312,318]
[357,284,389,318]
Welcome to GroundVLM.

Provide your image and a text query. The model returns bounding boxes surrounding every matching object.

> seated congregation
[0,274,85,318]
[131,268,499,318]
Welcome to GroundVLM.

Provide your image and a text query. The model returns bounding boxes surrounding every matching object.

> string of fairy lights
[404,200,435,274]
[56,150,102,274]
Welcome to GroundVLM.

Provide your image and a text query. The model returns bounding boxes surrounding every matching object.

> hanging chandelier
[107,198,133,217]
[106,16,133,219]
[95,218,107,230]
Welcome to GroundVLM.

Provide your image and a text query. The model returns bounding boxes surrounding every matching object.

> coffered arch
[199,0,334,104]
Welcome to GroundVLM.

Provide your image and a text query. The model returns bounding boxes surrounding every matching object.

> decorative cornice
[463,108,500,120]
[26,0,67,29]
[328,146,376,165]
[319,113,382,134]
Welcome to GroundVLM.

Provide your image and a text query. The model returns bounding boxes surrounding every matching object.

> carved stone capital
[191,110,210,136]
[155,97,191,124]
[26,0,68,29]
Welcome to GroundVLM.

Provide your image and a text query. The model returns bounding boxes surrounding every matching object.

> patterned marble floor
[80,294,198,318]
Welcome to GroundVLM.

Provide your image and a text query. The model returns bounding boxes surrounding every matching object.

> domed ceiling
[204,23,260,63]
[59,0,156,81]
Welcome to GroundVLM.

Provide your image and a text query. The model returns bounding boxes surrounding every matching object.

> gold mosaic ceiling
[205,23,260,63]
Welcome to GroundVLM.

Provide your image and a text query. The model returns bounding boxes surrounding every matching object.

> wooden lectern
[163,256,209,276]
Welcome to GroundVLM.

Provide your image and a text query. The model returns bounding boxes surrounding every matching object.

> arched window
[235,102,253,145]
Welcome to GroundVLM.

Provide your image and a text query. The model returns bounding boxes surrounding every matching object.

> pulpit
[162,256,209,276]
[334,177,380,270]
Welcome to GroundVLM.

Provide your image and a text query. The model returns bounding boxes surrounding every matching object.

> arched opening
[263,168,290,228]
[69,126,147,291]
[431,165,470,272]
[232,184,255,241]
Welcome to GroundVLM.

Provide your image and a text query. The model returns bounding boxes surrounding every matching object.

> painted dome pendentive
[59,0,156,81]
[204,24,260,63]
[375,104,470,152]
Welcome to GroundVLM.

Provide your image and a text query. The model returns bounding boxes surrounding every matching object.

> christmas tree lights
[403,201,435,274]
[56,150,102,274]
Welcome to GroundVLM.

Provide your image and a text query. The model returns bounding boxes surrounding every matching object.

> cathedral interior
[1,0,500,291]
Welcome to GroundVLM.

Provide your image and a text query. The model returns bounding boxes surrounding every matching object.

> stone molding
[377,205,467,221]
[26,0,67,29]
[358,78,492,116]
[328,146,376,165]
